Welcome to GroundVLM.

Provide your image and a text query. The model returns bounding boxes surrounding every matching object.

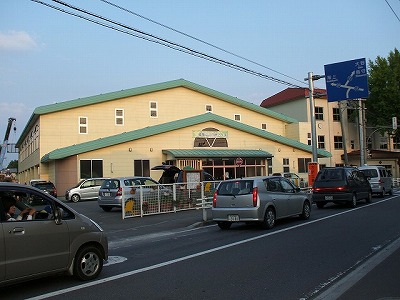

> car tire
[71,194,80,203]
[261,207,275,229]
[74,245,103,281]
[349,194,357,208]
[301,201,311,220]
[366,191,372,203]
[101,206,112,212]
[217,222,232,230]
[316,202,325,209]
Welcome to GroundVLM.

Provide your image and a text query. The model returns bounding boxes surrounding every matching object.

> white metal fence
[122,181,220,219]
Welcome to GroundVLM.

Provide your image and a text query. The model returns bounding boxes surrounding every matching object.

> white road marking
[26,197,399,300]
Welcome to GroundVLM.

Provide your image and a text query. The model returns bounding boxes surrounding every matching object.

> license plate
[325,196,333,200]
[228,214,240,222]
[104,192,111,197]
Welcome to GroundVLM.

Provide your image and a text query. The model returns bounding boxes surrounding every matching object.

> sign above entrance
[192,130,228,138]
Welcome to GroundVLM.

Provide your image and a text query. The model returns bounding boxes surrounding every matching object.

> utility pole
[305,72,325,162]
[338,101,349,165]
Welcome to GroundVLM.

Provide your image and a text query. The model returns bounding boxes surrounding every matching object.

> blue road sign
[324,58,369,102]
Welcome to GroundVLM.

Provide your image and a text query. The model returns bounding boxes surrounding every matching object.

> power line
[30,0,305,89]
[98,0,306,86]
[385,0,400,23]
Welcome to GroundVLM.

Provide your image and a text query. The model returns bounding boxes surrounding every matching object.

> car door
[266,178,288,217]
[1,189,70,281]
[280,178,303,216]
[80,179,96,200]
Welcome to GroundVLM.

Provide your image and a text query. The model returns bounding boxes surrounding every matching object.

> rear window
[316,169,345,181]
[360,169,378,178]
[218,180,253,195]
[101,179,121,189]
[34,182,55,189]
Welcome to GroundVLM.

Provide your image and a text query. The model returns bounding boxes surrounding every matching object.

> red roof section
[260,88,326,108]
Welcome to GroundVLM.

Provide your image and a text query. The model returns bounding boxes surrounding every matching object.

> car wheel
[301,201,311,220]
[217,222,232,230]
[366,191,372,203]
[261,207,275,229]
[101,206,112,212]
[74,245,103,281]
[316,202,325,209]
[349,194,357,208]
[71,194,80,203]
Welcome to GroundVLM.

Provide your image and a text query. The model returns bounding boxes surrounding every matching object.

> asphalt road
[2,194,400,300]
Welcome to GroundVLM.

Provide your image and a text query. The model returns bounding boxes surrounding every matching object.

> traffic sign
[324,58,369,102]
[235,157,243,166]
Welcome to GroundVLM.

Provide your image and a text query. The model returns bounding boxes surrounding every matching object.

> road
[2,194,400,300]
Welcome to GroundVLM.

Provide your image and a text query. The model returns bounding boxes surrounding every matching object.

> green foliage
[366,48,400,137]
[7,160,18,169]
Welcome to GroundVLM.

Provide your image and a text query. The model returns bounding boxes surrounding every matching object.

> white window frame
[150,101,158,118]
[205,104,213,112]
[115,109,124,125]
[79,116,88,134]
[261,123,267,130]
[234,114,241,122]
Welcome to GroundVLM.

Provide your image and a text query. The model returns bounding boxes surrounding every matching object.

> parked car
[98,177,171,212]
[65,178,110,202]
[358,165,393,197]
[31,181,57,197]
[0,182,108,286]
[311,167,372,209]
[212,176,311,230]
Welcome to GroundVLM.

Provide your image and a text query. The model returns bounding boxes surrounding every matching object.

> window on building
[393,136,400,149]
[307,133,311,145]
[283,158,290,173]
[334,136,343,149]
[318,135,325,149]
[115,109,124,125]
[80,160,103,178]
[134,160,150,176]
[298,158,311,173]
[380,136,388,149]
[234,114,241,122]
[333,107,340,121]
[347,108,356,122]
[205,104,212,112]
[79,117,88,134]
[150,101,158,118]
[315,107,324,120]
[351,140,355,149]
[261,123,267,130]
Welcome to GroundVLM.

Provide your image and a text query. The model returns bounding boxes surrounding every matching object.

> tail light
[252,187,258,207]
[213,190,218,208]
[116,187,123,196]
[378,179,384,185]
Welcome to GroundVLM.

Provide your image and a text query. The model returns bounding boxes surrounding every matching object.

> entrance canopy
[162,149,273,159]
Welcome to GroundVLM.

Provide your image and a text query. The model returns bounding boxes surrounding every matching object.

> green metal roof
[162,149,272,158]
[18,79,298,145]
[41,113,331,162]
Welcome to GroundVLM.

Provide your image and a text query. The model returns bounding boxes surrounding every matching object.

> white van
[358,165,393,197]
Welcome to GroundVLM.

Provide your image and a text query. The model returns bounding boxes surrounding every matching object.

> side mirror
[54,207,63,225]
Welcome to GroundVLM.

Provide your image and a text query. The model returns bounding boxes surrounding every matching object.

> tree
[366,48,400,137]
[7,160,18,169]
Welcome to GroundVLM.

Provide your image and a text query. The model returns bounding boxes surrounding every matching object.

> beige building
[261,88,400,177]
[16,79,331,195]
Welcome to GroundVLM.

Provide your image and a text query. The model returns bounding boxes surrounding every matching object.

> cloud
[0,30,37,51]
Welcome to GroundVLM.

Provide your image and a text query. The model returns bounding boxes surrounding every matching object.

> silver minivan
[359,165,393,197]
[65,178,110,202]
[0,182,108,286]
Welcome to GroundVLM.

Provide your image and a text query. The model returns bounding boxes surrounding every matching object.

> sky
[1,0,399,166]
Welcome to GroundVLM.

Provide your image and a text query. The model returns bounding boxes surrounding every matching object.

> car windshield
[218,180,253,195]
[360,169,378,178]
